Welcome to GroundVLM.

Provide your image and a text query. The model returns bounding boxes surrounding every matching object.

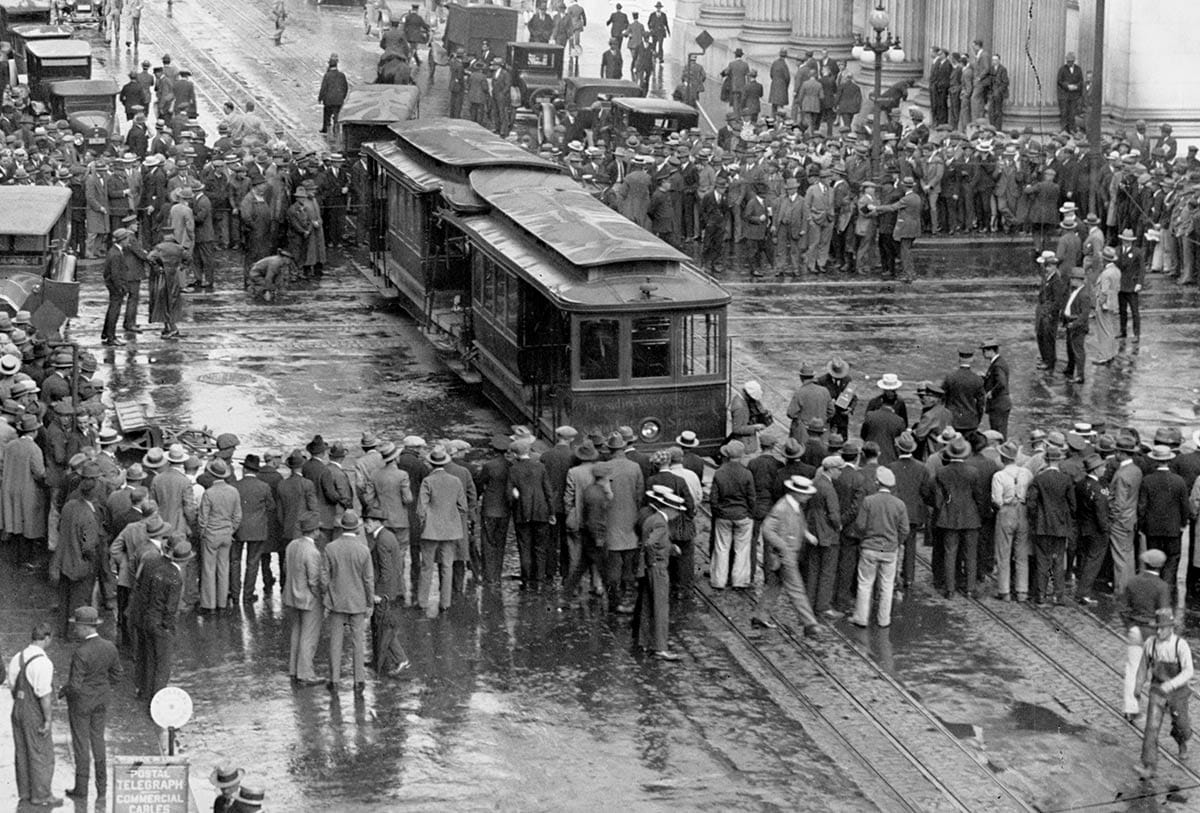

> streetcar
[361,118,730,451]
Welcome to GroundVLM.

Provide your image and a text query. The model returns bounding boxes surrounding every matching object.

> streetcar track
[913,552,1200,785]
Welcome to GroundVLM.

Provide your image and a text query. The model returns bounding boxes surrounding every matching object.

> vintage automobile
[609,97,699,138]
[8,23,73,73]
[441,2,518,60]
[47,78,118,145]
[1,0,54,25]
[0,186,79,337]
[507,42,563,108]
[24,37,91,100]
[536,76,645,142]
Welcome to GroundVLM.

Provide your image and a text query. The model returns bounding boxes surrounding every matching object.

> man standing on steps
[318,54,349,135]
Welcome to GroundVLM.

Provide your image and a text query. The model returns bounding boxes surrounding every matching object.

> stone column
[992,0,1067,125]
[789,0,854,60]
[924,0,994,78]
[741,0,793,57]
[697,0,746,30]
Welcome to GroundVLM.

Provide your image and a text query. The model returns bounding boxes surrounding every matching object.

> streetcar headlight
[639,418,661,443]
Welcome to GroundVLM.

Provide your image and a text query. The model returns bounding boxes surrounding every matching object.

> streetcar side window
[681,311,720,377]
[505,271,520,335]
[578,319,620,380]
[631,315,671,379]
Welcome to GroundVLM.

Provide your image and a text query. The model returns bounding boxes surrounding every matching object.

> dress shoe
[749,617,777,630]
[124,326,145,333]
[652,650,681,662]
[820,609,844,620]
[1078,596,1097,606]
[387,660,411,677]
[1072,376,1085,384]
[31,796,64,807]
[615,603,635,614]
[325,680,337,692]
[803,624,828,639]
[65,786,88,799]
[353,682,366,697]
[300,677,325,686]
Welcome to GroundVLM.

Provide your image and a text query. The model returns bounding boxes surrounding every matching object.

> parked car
[47,78,118,147]
[24,37,91,101]
[508,42,563,108]
[441,2,518,60]
[609,97,699,138]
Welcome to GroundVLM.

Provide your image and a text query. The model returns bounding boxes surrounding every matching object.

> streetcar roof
[366,139,489,210]
[470,168,690,267]
[339,84,420,125]
[0,187,70,235]
[454,213,729,311]
[389,117,559,171]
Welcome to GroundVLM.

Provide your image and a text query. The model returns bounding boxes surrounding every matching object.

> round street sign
[150,687,194,729]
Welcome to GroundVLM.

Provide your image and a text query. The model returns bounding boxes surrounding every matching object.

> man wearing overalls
[1137,607,1193,778]
[6,624,61,807]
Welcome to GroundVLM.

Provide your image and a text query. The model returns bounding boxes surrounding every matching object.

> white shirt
[5,643,53,698]
[669,463,702,506]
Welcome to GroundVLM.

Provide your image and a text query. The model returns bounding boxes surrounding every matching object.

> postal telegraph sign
[111,757,191,813]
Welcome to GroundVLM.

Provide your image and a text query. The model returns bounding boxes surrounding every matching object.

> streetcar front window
[579,318,620,380]
[631,315,671,379]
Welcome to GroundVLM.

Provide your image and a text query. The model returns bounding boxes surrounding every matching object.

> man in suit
[1074,454,1111,604]
[741,182,770,273]
[1061,266,1092,382]
[277,450,319,544]
[318,443,355,543]
[1033,251,1068,370]
[979,339,1012,438]
[600,39,623,80]
[1027,445,1076,605]
[474,436,512,585]
[321,511,374,696]
[1139,446,1191,602]
[934,438,986,598]
[722,48,750,115]
[1115,228,1144,339]
[988,53,1010,129]
[873,175,922,282]
[527,1,554,42]
[505,438,553,590]
[85,161,110,259]
[804,168,835,274]
[940,347,985,433]
[491,60,513,136]
[606,2,628,45]
[929,47,952,125]
[605,433,646,611]
[233,455,275,604]
[417,447,467,616]
[632,486,685,660]
[364,508,409,675]
[197,459,241,612]
[284,511,323,685]
[699,175,730,273]
[751,475,825,636]
[50,470,104,639]
[60,607,122,799]
[647,2,670,62]
[137,539,191,705]
[970,39,991,122]
[774,177,806,277]
[102,228,135,345]
[1056,52,1084,132]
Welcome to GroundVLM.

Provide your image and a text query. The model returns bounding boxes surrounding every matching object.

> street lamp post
[866,2,894,177]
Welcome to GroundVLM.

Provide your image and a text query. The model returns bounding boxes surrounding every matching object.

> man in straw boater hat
[1135,607,1193,778]
[60,606,122,800]
[632,485,686,661]
[210,762,245,812]
[750,474,826,638]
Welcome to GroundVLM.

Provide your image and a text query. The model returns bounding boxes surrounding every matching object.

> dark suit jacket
[930,57,952,92]
[1138,467,1190,537]
[234,474,275,542]
[276,474,318,540]
[941,366,985,431]
[54,497,101,582]
[63,634,123,712]
[934,461,984,530]
[1027,467,1076,537]
[507,458,553,523]
[475,456,511,518]
[983,356,1011,414]
[1076,475,1109,538]
[141,557,183,633]
[370,526,403,600]
[540,445,575,514]
[1062,285,1092,331]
